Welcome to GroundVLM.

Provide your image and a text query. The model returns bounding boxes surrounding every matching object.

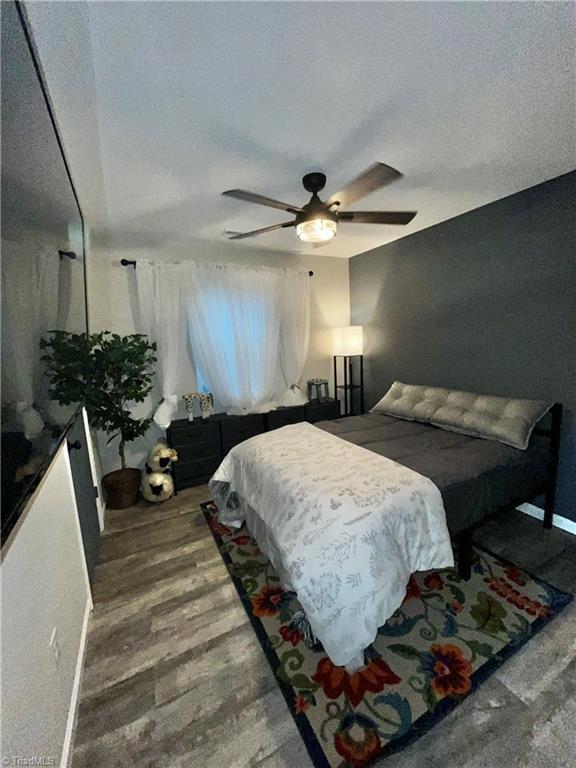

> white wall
[86,239,350,474]
[0,443,92,766]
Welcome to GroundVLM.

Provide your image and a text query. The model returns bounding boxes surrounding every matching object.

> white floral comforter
[209,422,454,668]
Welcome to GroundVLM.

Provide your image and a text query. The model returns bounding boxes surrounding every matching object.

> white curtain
[136,263,197,428]
[279,268,311,406]
[1,237,60,438]
[136,261,310,426]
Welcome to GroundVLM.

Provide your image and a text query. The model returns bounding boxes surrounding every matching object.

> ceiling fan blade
[222,189,302,213]
[338,211,417,225]
[327,163,403,209]
[227,221,295,240]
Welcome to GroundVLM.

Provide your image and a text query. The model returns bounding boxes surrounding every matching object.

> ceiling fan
[222,162,416,244]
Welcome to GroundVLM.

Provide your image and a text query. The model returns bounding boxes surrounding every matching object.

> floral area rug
[202,501,572,768]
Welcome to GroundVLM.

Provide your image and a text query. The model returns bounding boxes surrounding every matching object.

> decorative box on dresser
[167,399,341,491]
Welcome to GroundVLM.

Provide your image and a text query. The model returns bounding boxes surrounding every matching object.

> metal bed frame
[457,402,563,579]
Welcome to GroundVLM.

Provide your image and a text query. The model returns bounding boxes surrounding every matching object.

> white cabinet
[1,442,92,767]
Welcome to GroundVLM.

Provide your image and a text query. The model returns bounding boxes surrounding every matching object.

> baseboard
[60,598,91,768]
[517,502,576,536]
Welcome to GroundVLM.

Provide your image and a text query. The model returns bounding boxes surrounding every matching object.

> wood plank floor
[72,487,576,768]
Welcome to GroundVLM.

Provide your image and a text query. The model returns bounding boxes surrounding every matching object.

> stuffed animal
[198,392,214,420]
[146,443,178,473]
[142,471,175,503]
[182,392,214,421]
[141,442,178,503]
[182,393,196,421]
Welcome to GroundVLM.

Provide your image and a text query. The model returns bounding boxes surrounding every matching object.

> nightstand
[220,413,265,454]
[167,418,222,491]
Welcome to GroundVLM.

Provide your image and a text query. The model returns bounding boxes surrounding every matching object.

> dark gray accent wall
[350,171,576,522]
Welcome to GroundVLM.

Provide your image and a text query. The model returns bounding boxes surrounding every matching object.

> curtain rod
[120,258,313,276]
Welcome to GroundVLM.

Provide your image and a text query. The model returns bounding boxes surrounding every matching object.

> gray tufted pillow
[371,381,552,450]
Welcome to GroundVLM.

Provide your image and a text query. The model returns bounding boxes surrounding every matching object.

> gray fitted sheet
[316,413,548,536]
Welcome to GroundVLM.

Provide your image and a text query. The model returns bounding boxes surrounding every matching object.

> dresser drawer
[174,456,221,485]
[221,414,265,454]
[266,406,306,431]
[306,400,341,423]
[168,420,220,447]
[174,440,220,463]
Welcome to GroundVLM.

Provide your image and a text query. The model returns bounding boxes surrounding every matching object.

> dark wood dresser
[167,399,340,491]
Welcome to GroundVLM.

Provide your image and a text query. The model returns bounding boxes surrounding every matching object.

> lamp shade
[333,326,363,356]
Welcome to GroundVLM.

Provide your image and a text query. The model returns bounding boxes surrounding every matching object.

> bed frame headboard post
[543,402,562,529]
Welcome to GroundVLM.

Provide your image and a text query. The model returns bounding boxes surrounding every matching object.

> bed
[209,383,561,669]
[316,412,551,537]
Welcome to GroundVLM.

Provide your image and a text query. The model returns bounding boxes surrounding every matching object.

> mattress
[316,413,549,536]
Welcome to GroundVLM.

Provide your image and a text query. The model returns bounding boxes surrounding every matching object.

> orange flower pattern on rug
[424,572,444,591]
[334,713,382,768]
[404,575,421,600]
[312,656,401,708]
[251,585,290,617]
[485,576,550,618]
[294,694,311,714]
[428,644,472,697]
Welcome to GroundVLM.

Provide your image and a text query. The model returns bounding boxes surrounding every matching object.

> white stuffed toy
[146,442,178,473]
[142,471,175,503]
[141,442,178,503]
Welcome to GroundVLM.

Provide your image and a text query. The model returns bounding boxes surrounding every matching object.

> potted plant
[41,330,157,509]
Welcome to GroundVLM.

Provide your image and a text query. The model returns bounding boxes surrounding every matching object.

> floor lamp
[333,326,364,416]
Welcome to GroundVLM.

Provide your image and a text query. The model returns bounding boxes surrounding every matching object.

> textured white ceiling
[26,1,576,258]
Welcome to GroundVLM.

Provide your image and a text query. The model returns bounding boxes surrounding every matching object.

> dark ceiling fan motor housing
[295,173,338,228]
[302,172,327,194]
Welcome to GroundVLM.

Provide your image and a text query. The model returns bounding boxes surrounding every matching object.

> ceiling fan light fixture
[296,217,337,243]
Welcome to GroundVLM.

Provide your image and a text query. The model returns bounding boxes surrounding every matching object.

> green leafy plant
[40,331,157,470]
